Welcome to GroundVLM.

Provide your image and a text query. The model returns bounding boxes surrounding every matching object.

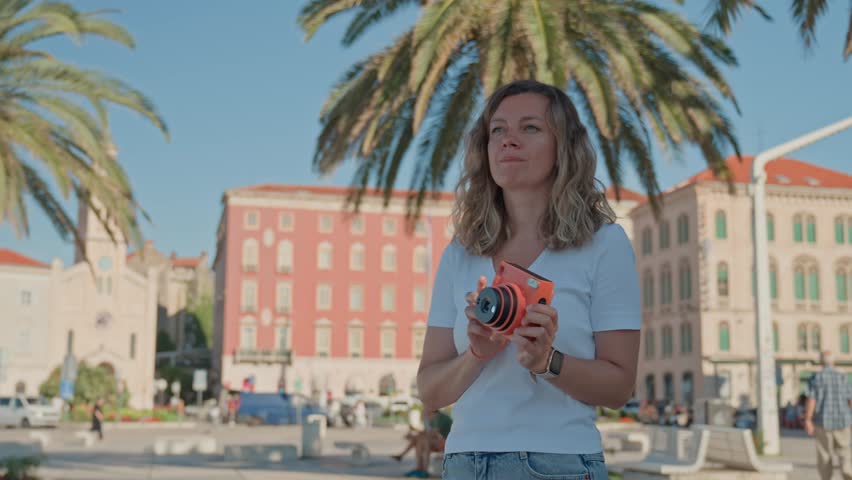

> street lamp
[751,115,852,456]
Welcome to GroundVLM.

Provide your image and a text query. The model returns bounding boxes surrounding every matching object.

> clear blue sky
[1,1,850,265]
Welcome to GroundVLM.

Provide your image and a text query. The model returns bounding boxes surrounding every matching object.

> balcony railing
[235,348,291,365]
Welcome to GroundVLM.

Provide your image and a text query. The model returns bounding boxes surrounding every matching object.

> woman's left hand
[510,304,558,373]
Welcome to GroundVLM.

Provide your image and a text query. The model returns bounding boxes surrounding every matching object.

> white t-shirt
[427,223,640,454]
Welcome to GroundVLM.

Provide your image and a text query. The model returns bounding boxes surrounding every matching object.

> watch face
[550,350,564,375]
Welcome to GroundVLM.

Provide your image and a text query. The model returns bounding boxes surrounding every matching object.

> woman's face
[487,93,557,193]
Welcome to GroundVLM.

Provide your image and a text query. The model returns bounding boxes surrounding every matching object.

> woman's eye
[524,125,540,132]
[490,126,503,134]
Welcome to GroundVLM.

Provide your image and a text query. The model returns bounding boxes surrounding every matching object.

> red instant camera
[473,261,555,336]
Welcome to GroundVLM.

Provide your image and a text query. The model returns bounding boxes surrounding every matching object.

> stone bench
[607,431,651,456]
[703,425,792,475]
[334,441,371,466]
[223,444,298,464]
[617,428,710,478]
[152,435,217,456]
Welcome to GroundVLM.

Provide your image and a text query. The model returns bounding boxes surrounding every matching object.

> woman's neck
[503,188,549,236]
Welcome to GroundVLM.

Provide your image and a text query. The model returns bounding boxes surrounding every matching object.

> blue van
[236,392,326,425]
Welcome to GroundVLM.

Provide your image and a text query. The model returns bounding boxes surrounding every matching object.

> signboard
[59,379,74,400]
[192,369,207,392]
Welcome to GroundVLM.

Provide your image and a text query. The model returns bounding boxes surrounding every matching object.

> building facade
[212,184,642,399]
[632,156,852,409]
[0,199,160,409]
[127,241,213,364]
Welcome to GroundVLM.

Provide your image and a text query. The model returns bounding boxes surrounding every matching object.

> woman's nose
[501,132,519,149]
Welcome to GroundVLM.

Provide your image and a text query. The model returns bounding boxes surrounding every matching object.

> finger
[467,319,491,338]
[525,304,559,327]
[465,291,477,307]
[521,310,552,328]
[509,332,533,348]
[477,276,487,293]
[513,326,549,341]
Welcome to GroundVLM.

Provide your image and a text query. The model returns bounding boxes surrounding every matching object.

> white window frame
[348,321,364,358]
[279,212,294,232]
[276,282,292,314]
[413,245,427,273]
[350,284,364,311]
[241,280,257,313]
[318,214,333,233]
[382,217,397,236]
[382,245,397,272]
[316,283,332,310]
[381,285,396,312]
[245,210,259,230]
[317,242,333,270]
[350,243,365,271]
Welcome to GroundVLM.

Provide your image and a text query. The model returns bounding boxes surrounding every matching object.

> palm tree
[298,0,742,219]
[0,0,168,257]
[703,0,852,60]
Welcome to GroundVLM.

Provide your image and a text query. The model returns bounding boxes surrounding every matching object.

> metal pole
[751,115,852,455]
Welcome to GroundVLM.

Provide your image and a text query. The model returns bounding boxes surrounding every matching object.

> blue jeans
[442,451,608,479]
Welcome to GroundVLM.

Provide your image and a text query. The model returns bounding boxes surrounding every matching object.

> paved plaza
[0,423,823,479]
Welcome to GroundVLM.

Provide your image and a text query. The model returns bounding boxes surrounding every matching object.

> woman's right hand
[464,276,508,360]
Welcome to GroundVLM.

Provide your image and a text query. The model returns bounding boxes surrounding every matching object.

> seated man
[398,409,452,478]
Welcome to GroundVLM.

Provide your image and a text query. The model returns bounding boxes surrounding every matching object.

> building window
[773,323,779,352]
[66,330,74,354]
[350,216,365,235]
[412,245,428,273]
[276,282,292,314]
[279,212,294,232]
[645,374,655,403]
[808,266,820,301]
[715,210,727,239]
[643,270,654,308]
[275,324,290,351]
[840,325,850,354]
[130,333,136,359]
[806,215,817,244]
[838,268,850,302]
[644,329,655,359]
[677,214,689,244]
[241,280,257,313]
[20,290,31,305]
[663,373,674,403]
[836,217,846,244]
[316,284,332,310]
[770,263,779,299]
[317,242,333,270]
[682,372,694,406]
[350,243,365,271]
[660,265,673,305]
[848,218,852,244]
[380,323,396,358]
[680,322,693,354]
[413,286,427,313]
[277,240,293,273]
[662,326,673,358]
[793,214,803,243]
[242,239,259,272]
[381,285,396,312]
[413,324,426,359]
[318,214,333,233]
[240,325,256,350]
[414,220,428,238]
[348,322,364,358]
[659,221,670,250]
[245,211,259,229]
[795,266,806,301]
[811,324,822,351]
[719,321,731,352]
[678,260,692,301]
[717,262,729,298]
[315,321,331,357]
[797,323,808,352]
[642,227,652,256]
[382,217,397,236]
[381,245,397,272]
[349,284,364,311]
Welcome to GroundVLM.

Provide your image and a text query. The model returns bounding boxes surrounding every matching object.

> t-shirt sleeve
[427,242,459,328]
[590,224,641,332]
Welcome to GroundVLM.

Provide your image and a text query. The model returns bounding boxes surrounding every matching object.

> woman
[417,79,641,479]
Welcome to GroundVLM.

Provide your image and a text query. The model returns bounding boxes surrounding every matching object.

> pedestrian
[804,350,852,480]
[90,398,105,440]
[417,80,640,479]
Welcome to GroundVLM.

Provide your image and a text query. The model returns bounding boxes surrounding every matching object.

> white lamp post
[752,115,852,455]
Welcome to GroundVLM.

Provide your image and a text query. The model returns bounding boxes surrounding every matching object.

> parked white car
[0,395,61,428]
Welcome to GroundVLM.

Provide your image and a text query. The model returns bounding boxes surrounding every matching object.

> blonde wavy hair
[452,80,616,256]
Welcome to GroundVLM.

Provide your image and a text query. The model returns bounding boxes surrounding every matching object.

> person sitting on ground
[398,409,452,478]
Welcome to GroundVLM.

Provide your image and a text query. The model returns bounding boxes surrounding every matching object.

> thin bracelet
[468,342,507,361]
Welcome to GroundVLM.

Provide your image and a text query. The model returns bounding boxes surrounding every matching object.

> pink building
[212,185,455,398]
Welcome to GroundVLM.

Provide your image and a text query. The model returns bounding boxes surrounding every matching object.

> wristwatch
[530,347,563,380]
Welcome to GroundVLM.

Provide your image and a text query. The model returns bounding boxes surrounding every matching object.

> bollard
[301,413,327,458]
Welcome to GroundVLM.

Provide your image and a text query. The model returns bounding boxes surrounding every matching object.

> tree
[185,294,213,349]
[0,1,168,258]
[156,330,177,353]
[38,361,116,405]
[298,0,741,216]
[702,0,852,60]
